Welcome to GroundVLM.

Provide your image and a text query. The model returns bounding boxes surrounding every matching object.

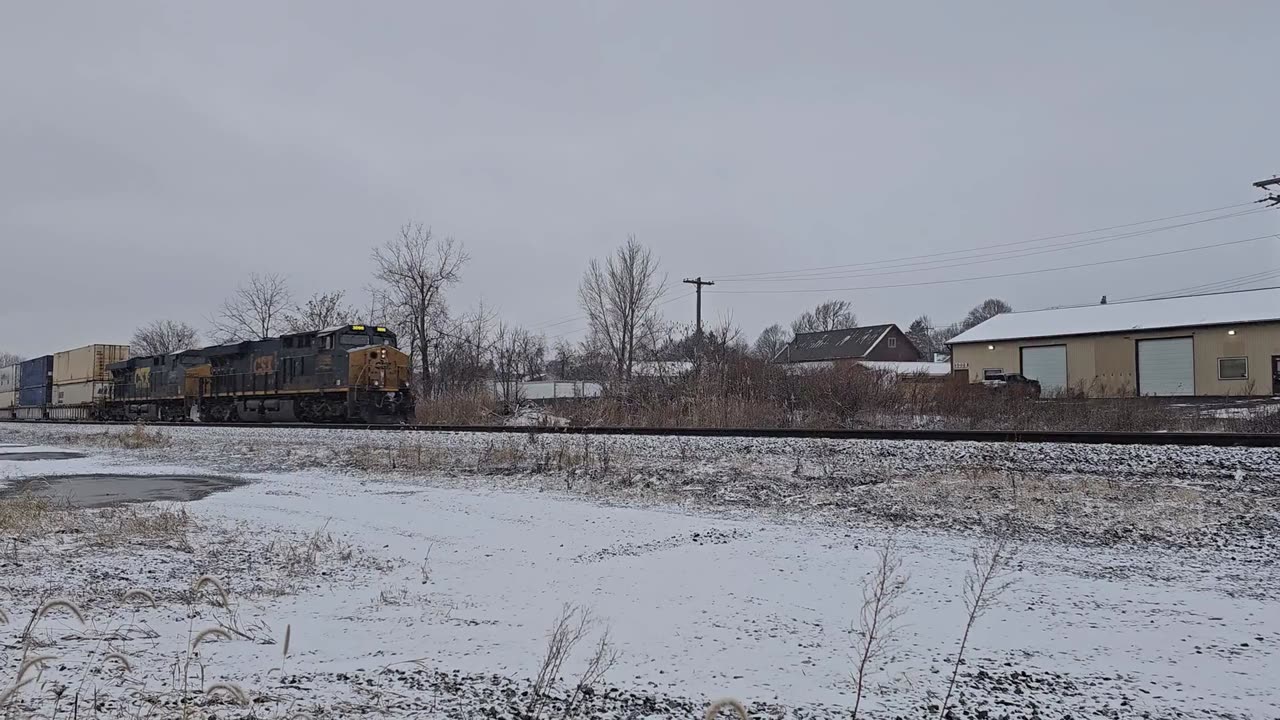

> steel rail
[2,419,1278,447]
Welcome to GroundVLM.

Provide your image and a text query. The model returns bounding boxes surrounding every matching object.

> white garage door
[1020,345,1067,393]
[1137,337,1194,396]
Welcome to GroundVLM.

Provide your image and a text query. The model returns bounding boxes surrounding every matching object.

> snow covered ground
[0,423,1277,719]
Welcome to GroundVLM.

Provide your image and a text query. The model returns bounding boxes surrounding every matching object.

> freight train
[0,324,413,423]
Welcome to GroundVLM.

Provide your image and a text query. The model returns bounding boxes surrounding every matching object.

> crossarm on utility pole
[682,277,715,364]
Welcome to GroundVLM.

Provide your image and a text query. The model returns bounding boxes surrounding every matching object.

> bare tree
[435,301,495,394]
[284,290,357,333]
[0,351,23,368]
[130,320,200,357]
[372,223,469,396]
[209,272,293,342]
[932,320,965,347]
[578,235,668,380]
[791,299,856,335]
[752,323,789,361]
[907,316,937,359]
[961,298,1013,332]
[705,312,746,366]
[493,323,545,407]
[939,535,1018,718]
[851,538,909,720]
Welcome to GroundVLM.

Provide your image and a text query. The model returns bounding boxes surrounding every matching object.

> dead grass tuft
[203,681,249,705]
[118,423,172,449]
[192,626,234,648]
[0,492,54,534]
[704,698,749,719]
[193,574,231,607]
[16,655,57,683]
[267,526,350,578]
[36,599,85,624]
[123,589,158,608]
[102,652,132,672]
[0,677,33,707]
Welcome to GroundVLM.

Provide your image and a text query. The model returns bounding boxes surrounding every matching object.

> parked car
[981,373,1042,398]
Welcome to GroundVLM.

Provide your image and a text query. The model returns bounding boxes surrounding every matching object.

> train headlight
[381,349,387,358]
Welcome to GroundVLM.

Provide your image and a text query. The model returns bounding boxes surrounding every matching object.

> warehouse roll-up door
[1137,337,1194,396]
[1020,345,1067,393]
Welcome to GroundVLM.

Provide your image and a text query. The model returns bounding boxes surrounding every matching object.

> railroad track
[3,418,1279,447]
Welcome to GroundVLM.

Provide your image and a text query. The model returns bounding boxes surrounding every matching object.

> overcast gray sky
[2,1,1278,357]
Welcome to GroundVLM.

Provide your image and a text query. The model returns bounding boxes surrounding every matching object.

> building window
[1218,357,1248,380]
[983,368,1004,380]
[887,337,897,348]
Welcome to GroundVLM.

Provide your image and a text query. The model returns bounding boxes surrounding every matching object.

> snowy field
[0,423,1277,719]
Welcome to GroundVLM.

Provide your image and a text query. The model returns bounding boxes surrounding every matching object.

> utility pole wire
[714,201,1260,280]
[714,207,1271,283]
[706,232,1280,295]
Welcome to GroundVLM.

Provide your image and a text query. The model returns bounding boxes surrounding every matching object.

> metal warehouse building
[948,287,1280,397]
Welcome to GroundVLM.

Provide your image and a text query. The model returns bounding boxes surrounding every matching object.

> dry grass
[0,492,54,535]
[266,525,353,578]
[417,389,500,425]
[873,471,1213,540]
[0,493,193,547]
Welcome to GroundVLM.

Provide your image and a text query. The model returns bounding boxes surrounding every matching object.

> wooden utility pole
[682,276,715,362]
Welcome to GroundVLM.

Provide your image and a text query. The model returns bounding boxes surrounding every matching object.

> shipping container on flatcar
[44,344,131,420]
[0,364,16,419]
[19,356,53,391]
[48,380,113,419]
[53,344,130,384]
[0,363,16,394]
[17,356,53,418]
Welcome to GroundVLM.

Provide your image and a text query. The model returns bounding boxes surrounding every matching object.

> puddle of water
[1,474,247,508]
[0,451,85,461]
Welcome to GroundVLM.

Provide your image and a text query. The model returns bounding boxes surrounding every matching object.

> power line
[714,201,1260,281]
[528,312,588,331]
[1116,268,1280,302]
[714,207,1271,284]
[543,291,696,341]
[706,233,1280,295]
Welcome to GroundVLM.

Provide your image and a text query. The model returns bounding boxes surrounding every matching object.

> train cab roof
[315,324,396,337]
[107,348,206,372]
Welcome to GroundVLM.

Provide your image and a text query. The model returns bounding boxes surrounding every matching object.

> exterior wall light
[1228,330,1237,336]
[987,345,995,350]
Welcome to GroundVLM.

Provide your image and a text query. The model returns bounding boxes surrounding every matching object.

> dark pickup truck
[980,373,1042,398]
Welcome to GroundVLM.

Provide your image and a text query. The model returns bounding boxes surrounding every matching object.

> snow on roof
[775,325,894,363]
[857,360,952,377]
[949,287,1280,345]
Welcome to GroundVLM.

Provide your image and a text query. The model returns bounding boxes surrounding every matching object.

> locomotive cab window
[340,333,370,347]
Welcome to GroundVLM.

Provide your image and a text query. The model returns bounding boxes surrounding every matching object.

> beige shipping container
[0,364,16,393]
[0,389,15,410]
[52,381,112,406]
[53,344,130,384]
